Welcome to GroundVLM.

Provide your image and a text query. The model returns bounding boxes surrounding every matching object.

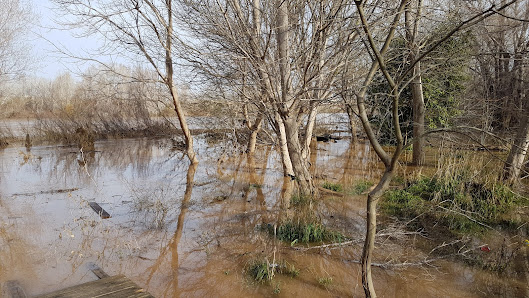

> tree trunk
[276,112,295,177]
[302,104,318,160]
[166,0,197,164]
[345,103,358,142]
[284,117,316,196]
[503,112,529,183]
[411,60,425,165]
[406,0,425,166]
[244,105,263,155]
[361,170,394,298]
[247,124,260,155]
[169,85,197,164]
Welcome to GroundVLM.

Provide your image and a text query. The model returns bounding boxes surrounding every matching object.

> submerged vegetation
[246,258,300,283]
[267,220,346,245]
[322,181,343,192]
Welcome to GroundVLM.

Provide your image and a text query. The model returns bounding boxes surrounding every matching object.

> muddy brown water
[0,137,527,297]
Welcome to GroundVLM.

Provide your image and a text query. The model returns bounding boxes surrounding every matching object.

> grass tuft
[322,181,343,192]
[265,220,345,244]
[246,259,300,284]
[318,276,334,288]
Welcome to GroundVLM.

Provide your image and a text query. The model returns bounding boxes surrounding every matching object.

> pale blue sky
[31,0,101,79]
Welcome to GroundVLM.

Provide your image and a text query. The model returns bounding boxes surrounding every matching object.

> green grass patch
[265,220,345,244]
[318,276,334,288]
[349,180,374,195]
[322,181,343,192]
[380,176,524,233]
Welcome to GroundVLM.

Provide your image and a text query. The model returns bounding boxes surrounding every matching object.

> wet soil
[0,137,527,297]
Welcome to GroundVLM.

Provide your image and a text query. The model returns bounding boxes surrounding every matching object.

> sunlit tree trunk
[166,1,197,164]
[302,104,318,160]
[276,0,315,196]
[243,104,263,155]
[503,112,529,183]
[276,112,295,177]
[355,2,408,296]
[284,117,316,196]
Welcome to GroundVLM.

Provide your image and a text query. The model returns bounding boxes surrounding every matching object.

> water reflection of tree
[141,145,277,296]
[143,162,197,297]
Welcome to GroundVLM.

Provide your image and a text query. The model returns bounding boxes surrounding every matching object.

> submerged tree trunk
[244,105,263,155]
[276,112,295,177]
[170,162,197,295]
[284,118,316,196]
[247,121,262,155]
[361,170,393,297]
[345,103,358,142]
[302,104,318,160]
[503,112,529,183]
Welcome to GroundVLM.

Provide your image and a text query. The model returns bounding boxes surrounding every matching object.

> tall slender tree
[53,0,198,163]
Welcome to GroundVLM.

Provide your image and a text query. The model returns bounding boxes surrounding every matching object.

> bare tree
[53,0,198,164]
[0,0,32,82]
[178,0,353,195]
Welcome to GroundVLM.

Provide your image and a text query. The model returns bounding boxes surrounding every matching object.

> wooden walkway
[4,264,154,298]
[35,275,154,298]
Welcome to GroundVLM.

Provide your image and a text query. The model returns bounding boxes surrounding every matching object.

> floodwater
[0,136,527,297]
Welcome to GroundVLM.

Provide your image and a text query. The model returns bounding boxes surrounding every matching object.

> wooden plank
[36,275,154,298]
[87,262,110,279]
[89,202,111,219]
[4,280,27,298]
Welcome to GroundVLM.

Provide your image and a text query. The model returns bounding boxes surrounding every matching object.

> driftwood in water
[87,262,110,279]
[89,202,111,219]
[315,134,343,142]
